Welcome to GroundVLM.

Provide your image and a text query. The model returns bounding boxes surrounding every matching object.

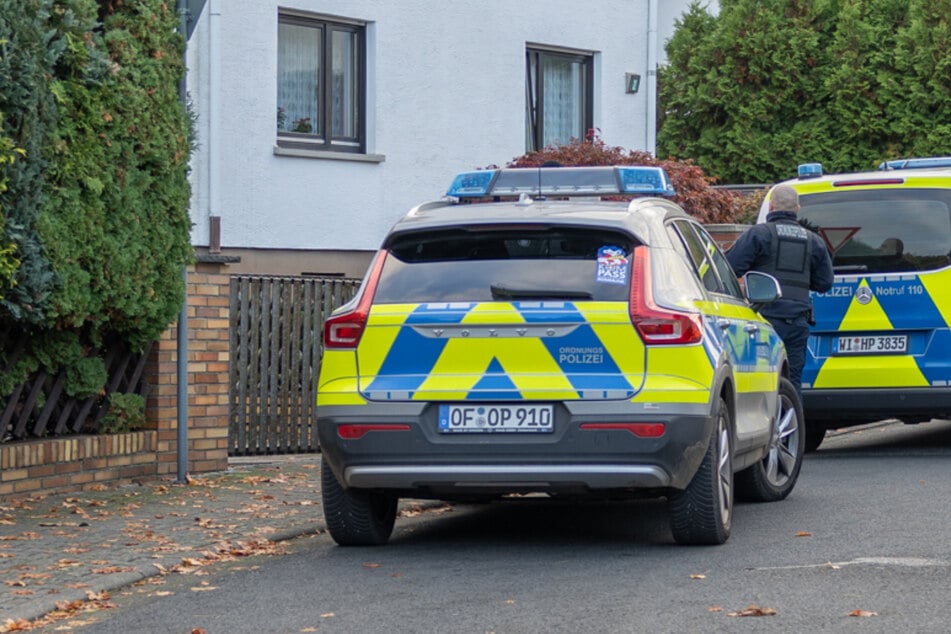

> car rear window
[799,188,951,274]
[375,227,638,303]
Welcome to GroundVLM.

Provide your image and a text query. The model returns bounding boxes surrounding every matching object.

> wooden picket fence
[0,331,151,442]
[228,275,360,455]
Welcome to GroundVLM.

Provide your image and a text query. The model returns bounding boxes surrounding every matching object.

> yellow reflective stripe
[575,302,637,323]
[735,371,777,394]
[634,374,710,404]
[461,302,526,323]
[416,337,577,399]
[813,355,927,388]
[317,350,367,406]
[632,347,713,403]
[920,273,951,329]
[589,324,647,380]
[358,305,417,377]
[840,279,894,330]
[790,175,951,196]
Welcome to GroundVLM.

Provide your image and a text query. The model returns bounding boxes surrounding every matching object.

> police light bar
[878,156,951,171]
[446,166,676,199]
[798,163,823,179]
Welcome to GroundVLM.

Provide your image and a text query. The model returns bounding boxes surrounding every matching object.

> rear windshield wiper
[833,264,868,273]
[490,283,593,300]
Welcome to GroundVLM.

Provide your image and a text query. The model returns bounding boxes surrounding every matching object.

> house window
[277,12,365,153]
[525,47,593,152]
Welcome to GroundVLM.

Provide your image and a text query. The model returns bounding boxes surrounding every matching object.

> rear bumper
[804,387,951,422]
[344,463,670,489]
[317,400,714,494]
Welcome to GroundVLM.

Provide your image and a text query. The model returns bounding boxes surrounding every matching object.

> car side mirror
[744,271,782,311]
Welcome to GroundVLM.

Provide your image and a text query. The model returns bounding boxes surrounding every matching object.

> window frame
[668,219,744,300]
[525,46,594,152]
[276,11,366,154]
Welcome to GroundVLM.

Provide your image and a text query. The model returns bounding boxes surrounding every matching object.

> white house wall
[186,0,708,273]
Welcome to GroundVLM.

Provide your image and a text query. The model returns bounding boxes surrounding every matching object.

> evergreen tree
[658,0,951,182]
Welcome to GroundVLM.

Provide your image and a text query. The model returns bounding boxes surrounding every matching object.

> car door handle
[716,319,731,331]
[743,323,760,334]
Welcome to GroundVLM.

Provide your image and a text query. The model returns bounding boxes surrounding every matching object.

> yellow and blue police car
[758,157,951,451]
[317,165,801,546]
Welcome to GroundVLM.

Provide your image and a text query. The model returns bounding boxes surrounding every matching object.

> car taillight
[323,250,387,349]
[579,422,665,437]
[628,246,702,345]
[338,423,411,439]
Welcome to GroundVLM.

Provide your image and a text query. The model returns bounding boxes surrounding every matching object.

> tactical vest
[759,221,813,304]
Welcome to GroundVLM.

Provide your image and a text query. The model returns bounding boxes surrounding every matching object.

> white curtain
[542,56,584,147]
[277,23,321,134]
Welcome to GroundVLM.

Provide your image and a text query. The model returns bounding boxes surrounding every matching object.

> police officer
[727,185,834,397]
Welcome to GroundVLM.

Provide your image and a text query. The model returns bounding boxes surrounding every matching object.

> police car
[758,157,951,451]
[317,165,803,546]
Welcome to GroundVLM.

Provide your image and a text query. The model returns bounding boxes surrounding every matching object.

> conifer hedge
[0,0,191,399]
[658,0,951,183]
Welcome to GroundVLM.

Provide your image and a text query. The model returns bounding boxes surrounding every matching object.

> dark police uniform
[726,211,834,395]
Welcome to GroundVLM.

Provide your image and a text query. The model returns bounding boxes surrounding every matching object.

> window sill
[273,145,385,163]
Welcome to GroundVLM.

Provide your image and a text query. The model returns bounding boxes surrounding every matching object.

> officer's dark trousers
[765,314,811,400]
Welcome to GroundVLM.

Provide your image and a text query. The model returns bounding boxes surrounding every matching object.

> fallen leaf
[708,606,723,613]
[727,605,777,617]
[320,613,336,618]
[363,562,381,569]
[690,574,706,580]
[849,609,878,617]
[190,586,218,592]
[53,559,83,569]
[795,531,812,537]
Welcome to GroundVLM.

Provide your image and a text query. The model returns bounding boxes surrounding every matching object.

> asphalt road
[36,419,951,634]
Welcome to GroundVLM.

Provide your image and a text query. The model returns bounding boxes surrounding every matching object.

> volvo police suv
[318,165,803,546]
[758,157,951,451]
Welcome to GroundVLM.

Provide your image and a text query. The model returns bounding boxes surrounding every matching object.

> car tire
[321,459,397,546]
[669,397,733,545]
[736,377,805,503]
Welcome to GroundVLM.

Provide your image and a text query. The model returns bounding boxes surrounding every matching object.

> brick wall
[0,432,157,497]
[1,259,234,500]
[146,260,231,476]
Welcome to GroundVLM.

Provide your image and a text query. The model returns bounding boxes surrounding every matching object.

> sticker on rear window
[596,246,629,285]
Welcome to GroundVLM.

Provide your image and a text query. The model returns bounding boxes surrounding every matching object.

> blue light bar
[446,166,676,198]
[798,163,823,179]
[878,156,951,171]
[446,170,497,196]
[617,166,675,195]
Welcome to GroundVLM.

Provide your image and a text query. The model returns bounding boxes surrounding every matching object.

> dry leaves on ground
[727,605,778,617]
[849,609,878,617]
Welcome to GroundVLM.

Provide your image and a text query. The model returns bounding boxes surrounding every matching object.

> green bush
[658,0,951,183]
[0,113,22,299]
[99,392,146,434]
[0,0,192,402]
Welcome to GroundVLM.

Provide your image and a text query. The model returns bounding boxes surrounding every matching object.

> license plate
[834,334,907,355]
[438,404,554,433]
